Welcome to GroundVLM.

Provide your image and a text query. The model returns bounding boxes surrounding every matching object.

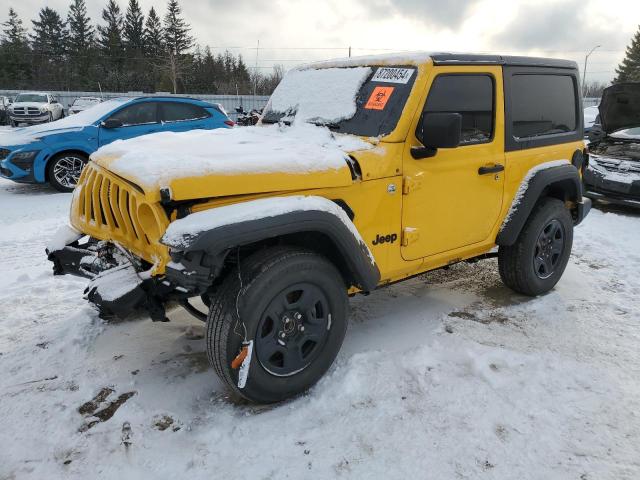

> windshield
[263,65,417,137]
[15,94,48,103]
[73,98,101,107]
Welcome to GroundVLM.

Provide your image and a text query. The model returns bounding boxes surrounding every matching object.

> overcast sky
[5,0,640,83]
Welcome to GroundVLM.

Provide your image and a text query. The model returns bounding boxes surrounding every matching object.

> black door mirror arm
[410,146,438,159]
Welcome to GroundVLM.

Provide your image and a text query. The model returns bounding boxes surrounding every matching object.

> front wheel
[47,152,88,192]
[206,246,349,404]
[498,198,573,296]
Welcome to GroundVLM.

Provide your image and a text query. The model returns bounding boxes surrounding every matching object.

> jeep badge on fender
[372,233,398,245]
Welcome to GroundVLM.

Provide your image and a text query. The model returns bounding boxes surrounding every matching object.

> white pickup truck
[8,92,64,127]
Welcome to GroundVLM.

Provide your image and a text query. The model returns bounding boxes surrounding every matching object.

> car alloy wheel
[52,155,85,189]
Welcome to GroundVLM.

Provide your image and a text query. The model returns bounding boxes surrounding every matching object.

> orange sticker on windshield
[365,86,394,110]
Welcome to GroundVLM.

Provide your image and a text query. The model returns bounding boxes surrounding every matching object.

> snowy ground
[0,177,639,480]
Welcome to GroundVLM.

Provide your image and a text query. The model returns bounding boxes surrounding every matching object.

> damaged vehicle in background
[585,83,640,207]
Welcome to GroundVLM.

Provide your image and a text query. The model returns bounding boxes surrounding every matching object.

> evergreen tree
[2,8,28,46]
[615,25,640,83]
[66,0,96,90]
[123,0,145,51]
[163,0,192,55]
[97,0,124,90]
[0,8,31,89]
[66,0,94,54]
[30,7,67,56]
[97,0,123,56]
[144,7,164,57]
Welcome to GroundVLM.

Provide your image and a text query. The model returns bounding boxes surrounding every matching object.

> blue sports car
[0,96,234,191]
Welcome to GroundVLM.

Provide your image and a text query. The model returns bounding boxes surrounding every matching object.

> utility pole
[582,45,601,97]
[254,39,260,97]
[348,46,351,58]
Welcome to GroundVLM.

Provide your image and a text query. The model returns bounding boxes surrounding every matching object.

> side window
[511,74,576,138]
[160,102,209,123]
[421,74,494,145]
[109,102,159,126]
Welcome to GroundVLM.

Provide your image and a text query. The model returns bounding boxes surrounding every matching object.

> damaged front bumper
[583,156,640,208]
[46,235,198,322]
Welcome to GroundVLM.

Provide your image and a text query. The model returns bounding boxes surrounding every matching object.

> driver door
[98,101,161,147]
[401,66,505,260]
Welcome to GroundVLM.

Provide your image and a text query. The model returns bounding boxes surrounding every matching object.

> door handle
[478,164,505,175]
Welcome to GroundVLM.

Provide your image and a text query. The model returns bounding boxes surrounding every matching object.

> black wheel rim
[533,219,565,279]
[255,282,331,377]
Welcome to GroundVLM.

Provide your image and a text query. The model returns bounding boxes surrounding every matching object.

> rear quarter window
[511,75,576,138]
[161,102,210,122]
[504,67,582,151]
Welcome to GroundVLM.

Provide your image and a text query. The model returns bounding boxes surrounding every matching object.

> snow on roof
[268,67,372,123]
[297,51,434,70]
[94,123,373,188]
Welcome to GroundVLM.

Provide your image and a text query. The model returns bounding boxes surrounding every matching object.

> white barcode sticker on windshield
[371,67,414,84]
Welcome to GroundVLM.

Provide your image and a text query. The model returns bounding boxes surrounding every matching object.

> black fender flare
[496,163,585,246]
[164,208,381,292]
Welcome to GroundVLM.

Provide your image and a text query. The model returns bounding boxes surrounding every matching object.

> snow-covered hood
[0,124,86,147]
[91,124,374,201]
[598,83,640,134]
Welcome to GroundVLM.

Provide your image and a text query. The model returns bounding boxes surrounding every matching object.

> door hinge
[402,176,421,194]
[401,227,420,246]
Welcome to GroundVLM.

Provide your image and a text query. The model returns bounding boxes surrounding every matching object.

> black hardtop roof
[430,53,578,70]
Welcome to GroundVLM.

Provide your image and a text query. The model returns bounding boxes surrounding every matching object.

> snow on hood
[598,83,640,134]
[610,127,640,140]
[268,67,372,124]
[93,123,373,187]
[0,98,128,146]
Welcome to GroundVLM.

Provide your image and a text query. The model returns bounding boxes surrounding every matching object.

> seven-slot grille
[72,163,169,265]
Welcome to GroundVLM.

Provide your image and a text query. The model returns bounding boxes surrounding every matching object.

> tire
[47,152,88,192]
[498,198,573,296]
[206,246,349,404]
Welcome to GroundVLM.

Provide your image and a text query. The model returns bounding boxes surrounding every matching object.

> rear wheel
[206,246,349,404]
[498,198,573,296]
[48,152,88,192]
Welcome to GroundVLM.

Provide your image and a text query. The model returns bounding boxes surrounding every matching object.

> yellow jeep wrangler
[48,53,591,403]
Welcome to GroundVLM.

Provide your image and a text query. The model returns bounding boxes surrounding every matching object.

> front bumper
[47,236,182,322]
[9,113,50,125]
[0,144,49,183]
[583,160,640,207]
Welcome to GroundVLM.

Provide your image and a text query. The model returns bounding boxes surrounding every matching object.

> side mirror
[411,112,462,159]
[101,118,123,129]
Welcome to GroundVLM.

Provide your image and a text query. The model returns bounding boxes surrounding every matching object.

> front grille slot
[72,163,169,266]
[12,107,41,116]
[0,149,10,161]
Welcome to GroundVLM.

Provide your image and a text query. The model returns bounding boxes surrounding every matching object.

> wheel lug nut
[298,325,305,332]
[279,331,286,339]
[294,312,302,320]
